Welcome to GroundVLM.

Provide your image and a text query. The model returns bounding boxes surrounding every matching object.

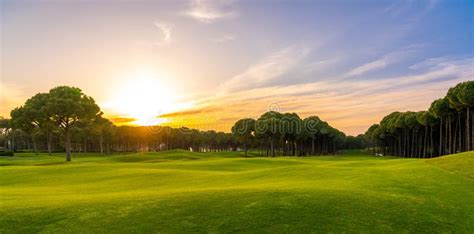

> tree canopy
[7,81,473,159]
[365,80,474,158]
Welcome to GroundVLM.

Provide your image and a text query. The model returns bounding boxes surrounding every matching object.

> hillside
[426,151,474,179]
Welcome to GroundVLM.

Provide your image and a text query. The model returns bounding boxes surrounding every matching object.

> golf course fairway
[1,150,473,232]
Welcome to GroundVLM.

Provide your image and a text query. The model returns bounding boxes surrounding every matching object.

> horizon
[1,0,473,135]
[1,1,474,232]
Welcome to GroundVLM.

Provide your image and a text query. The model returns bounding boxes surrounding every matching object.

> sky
[1,0,473,135]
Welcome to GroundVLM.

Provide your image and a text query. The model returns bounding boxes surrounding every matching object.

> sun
[103,70,182,126]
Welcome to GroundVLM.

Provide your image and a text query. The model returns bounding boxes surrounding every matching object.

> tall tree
[231,118,256,157]
[303,116,321,155]
[91,116,113,154]
[0,117,11,150]
[416,111,436,158]
[430,98,450,156]
[10,93,57,154]
[46,86,101,161]
[10,107,39,153]
[281,113,302,156]
[256,111,282,157]
[447,85,465,153]
[365,124,380,154]
[457,81,474,151]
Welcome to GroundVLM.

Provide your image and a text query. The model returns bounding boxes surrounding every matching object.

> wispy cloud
[185,0,235,23]
[344,46,419,78]
[109,117,137,124]
[218,45,310,93]
[177,57,472,135]
[409,57,472,71]
[303,57,339,74]
[209,35,235,43]
[346,59,387,77]
[384,0,439,17]
[154,22,172,45]
[160,106,219,118]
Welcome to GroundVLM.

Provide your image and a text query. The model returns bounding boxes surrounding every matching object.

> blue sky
[1,0,473,135]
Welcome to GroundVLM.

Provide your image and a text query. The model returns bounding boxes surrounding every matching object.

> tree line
[3,81,471,161]
[1,86,348,161]
[364,81,473,158]
[1,86,236,161]
[231,112,346,157]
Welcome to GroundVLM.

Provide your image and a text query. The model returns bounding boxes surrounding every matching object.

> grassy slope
[0,150,473,233]
[426,151,474,179]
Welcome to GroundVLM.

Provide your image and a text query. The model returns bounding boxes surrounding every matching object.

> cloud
[209,35,235,43]
[179,57,472,135]
[409,57,472,71]
[109,117,137,124]
[185,0,235,23]
[344,46,419,78]
[159,107,219,118]
[154,22,172,45]
[303,57,339,74]
[218,45,310,93]
[384,0,413,17]
[346,59,387,77]
[384,0,439,17]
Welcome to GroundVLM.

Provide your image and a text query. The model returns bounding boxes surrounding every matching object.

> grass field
[1,150,473,233]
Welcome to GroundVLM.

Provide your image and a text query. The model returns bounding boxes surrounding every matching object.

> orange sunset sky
[1,0,473,135]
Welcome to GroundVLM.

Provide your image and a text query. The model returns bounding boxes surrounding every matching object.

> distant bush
[0,151,14,157]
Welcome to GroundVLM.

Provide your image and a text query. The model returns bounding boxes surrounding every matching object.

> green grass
[1,150,473,233]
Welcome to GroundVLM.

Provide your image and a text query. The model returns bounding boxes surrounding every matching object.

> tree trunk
[398,135,402,157]
[446,117,449,155]
[404,130,408,157]
[438,118,443,156]
[99,133,104,155]
[12,131,15,152]
[467,107,470,151]
[453,114,457,154]
[423,125,427,158]
[47,132,52,155]
[33,137,37,155]
[83,138,88,154]
[3,133,7,151]
[449,114,457,154]
[311,138,315,155]
[65,130,71,161]
[27,135,30,151]
[293,141,296,156]
[270,138,275,157]
[416,130,420,157]
[430,125,434,157]
[447,116,450,155]
[244,143,247,157]
[458,112,462,153]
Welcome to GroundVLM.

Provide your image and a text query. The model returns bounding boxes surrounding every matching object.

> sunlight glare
[104,70,182,126]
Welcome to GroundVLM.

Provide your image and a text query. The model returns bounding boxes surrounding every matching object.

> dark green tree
[46,86,102,161]
[231,118,256,157]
